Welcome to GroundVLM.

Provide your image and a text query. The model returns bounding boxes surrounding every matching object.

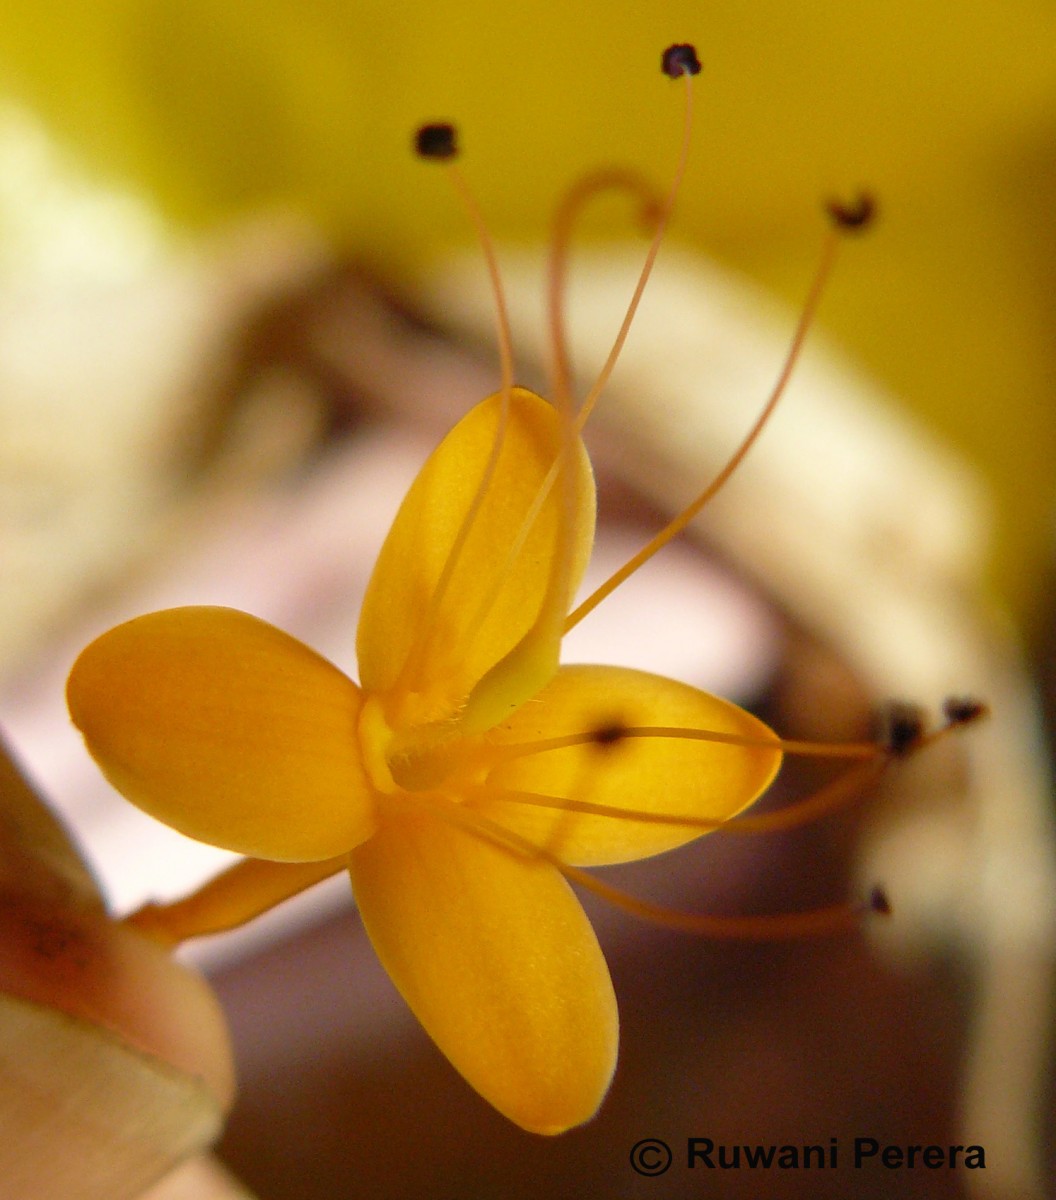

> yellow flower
[63,51,904,1135]
[66,375,786,1133]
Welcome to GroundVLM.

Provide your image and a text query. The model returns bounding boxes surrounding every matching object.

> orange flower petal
[477,665,782,866]
[356,388,595,726]
[67,607,376,862]
[349,802,618,1134]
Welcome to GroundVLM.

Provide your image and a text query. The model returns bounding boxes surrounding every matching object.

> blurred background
[0,3,1053,1198]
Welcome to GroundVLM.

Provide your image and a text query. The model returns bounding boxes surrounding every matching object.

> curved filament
[565,221,843,633]
[571,74,698,431]
[393,161,516,696]
[547,167,665,407]
[487,726,881,765]
[470,754,887,839]
[411,791,878,943]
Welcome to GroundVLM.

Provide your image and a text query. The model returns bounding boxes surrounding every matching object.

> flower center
[357,695,399,793]
[357,692,483,795]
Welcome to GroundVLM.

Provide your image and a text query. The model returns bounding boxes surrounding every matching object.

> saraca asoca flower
[66,46,980,1134]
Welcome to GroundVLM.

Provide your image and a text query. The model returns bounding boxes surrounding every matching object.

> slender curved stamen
[447,160,517,397]
[572,73,697,431]
[486,726,881,764]
[547,168,665,407]
[565,220,844,633]
[413,790,877,940]
[458,453,563,646]
[557,864,875,939]
[394,390,509,695]
[439,71,694,672]
[457,231,585,730]
[468,755,887,837]
[397,138,517,695]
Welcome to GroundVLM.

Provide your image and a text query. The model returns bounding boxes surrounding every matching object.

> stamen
[470,755,887,837]
[547,168,665,406]
[432,44,699,683]
[489,699,978,773]
[565,204,855,633]
[570,43,700,431]
[459,149,601,730]
[414,122,458,160]
[122,855,349,946]
[883,696,988,755]
[415,790,879,941]
[661,43,702,78]
[590,721,627,747]
[414,123,515,394]
[486,726,882,765]
[826,192,876,231]
[561,867,880,940]
[877,701,927,757]
[398,125,519,695]
[869,885,892,916]
[942,695,988,727]
[472,700,980,838]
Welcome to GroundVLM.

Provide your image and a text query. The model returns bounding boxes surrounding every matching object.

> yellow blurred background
[1,2,1054,621]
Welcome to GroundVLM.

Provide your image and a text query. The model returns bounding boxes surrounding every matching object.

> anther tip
[942,696,988,727]
[415,123,458,160]
[878,701,926,758]
[868,885,892,917]
[662,44,701,78]
[826,192,876,232]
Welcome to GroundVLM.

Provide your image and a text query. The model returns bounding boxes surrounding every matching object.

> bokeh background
[2,1,1054,615]
[0,4,1053,1199]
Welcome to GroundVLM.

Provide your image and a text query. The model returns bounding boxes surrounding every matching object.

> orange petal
[349,802,617,1133]
[356,388,595,725]
[67,607,376,862]
[477,665,782,865]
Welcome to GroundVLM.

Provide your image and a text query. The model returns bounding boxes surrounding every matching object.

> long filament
[469,755,888,838]
[393,160,516,696]
[448,162,516,396]
[565,222,842,633]
[547,168,664,407]
[572,74,697,431]
[414,789,874,940]
[486,726,881,766]
[454,77,694,659]
[440,76,694,665]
